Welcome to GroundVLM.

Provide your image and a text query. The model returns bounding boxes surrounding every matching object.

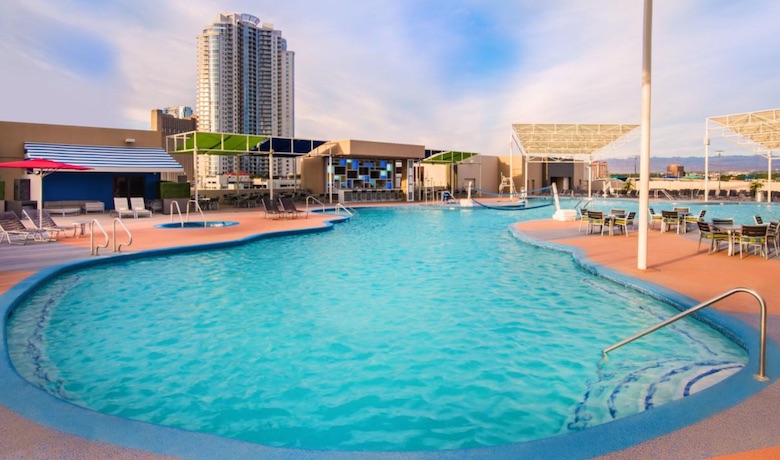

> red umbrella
[0,158,92,228]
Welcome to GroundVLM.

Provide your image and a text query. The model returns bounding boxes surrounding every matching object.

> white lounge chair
[112,197,135,219]
[22,209,71,240]
[0,211,39,245]
[130,197,152,218]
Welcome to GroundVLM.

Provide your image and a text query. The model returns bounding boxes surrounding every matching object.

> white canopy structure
[705,108,780,200]
[511,123,640,196]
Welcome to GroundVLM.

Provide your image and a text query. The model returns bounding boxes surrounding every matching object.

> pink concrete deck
[1,209,778,458]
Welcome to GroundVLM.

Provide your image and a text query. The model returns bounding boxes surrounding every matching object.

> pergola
[166,131,326,200]
[705,108,780,200]
[420,150,480,196]
[512,123,640,196]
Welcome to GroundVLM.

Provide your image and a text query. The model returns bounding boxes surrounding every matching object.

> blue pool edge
[0,215,776,460]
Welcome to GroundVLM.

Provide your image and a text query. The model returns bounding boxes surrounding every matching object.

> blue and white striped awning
[24,142,184,173]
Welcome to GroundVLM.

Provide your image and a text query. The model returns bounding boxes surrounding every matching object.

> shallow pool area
[5,205,752,453]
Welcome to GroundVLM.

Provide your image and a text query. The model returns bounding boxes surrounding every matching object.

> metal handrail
[89,219,109,256]
[603,287,768,381]
[306,195,326,213]
[112,218,132,252]
[169,200,184,226]
[335,203,353,216]
[186,199,205,222]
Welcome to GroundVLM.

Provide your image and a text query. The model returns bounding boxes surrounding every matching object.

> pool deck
[1,206,779,459]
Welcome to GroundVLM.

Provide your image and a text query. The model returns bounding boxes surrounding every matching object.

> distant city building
[196,13,295,179]
[666,163,685,178]
[162,106,194,119]
[591,161,608,179]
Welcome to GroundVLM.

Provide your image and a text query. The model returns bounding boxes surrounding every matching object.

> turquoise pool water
[6,204,748,451]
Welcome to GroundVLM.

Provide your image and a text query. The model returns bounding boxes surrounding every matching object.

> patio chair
[753,215,763,224]
[112,197,135,219]
[130,197,152,218]
[696,221,729,254]
[23,209,73,239]
[587,211,605,235]
[766,221,779,256]
[577,207,589,232]
[613,211,636,236]
[0,211,40,245]
[261,196,288,219]
[683,209,706,232]
[278,196,308,219]
[660,210,681,233]
[648,207,662,229]
[738,225,769,259]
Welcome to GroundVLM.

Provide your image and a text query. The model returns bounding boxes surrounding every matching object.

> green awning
[421,150,478,164]
[170,132,267,155]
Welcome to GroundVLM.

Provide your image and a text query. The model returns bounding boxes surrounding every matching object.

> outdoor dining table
[711,222,741,256]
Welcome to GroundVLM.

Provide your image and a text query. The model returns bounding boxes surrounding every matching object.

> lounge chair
[696,221,730,254]
[738,225,769,259]
[278,197,308,219]
[0,211,39,245]
[261,196,287,219]
[130,197,152,218]
[754,215,763,224]
[112,197,135,219]
[23,209,72,240]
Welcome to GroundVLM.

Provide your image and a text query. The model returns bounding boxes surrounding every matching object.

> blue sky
[1,0,778,158]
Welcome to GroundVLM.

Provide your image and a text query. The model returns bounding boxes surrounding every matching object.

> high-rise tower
[196,13,294,137]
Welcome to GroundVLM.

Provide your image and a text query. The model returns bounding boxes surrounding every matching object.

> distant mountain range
[604,155,776,174]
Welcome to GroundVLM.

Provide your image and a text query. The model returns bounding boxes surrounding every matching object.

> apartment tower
[196,13,295,178]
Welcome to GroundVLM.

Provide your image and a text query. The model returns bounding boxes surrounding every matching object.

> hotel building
[196,13,295,179]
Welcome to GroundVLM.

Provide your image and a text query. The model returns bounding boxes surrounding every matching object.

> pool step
[564,359,743,431]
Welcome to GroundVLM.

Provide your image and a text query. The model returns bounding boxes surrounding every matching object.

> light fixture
[125,138,136,144]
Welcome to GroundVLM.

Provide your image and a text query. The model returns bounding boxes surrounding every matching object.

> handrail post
[112,218,133,252]
[89,219,110,256]
[603,287,768,381]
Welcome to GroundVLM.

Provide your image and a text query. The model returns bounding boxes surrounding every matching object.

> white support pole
[637,0,653,271]
[767,154,773,200]
[269,149,274,201]
[704,128,710,202]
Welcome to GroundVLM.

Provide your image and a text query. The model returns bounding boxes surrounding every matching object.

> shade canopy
[708,108,780,151]
[24,143,183,173]
[0,158,93,228]
[512,123,640,158]
[0,158,92,172]
[421,150,478,164]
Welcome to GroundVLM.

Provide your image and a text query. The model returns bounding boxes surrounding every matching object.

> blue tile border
[0,216,776,460]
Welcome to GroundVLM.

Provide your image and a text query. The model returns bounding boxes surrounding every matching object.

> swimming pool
[5,205,750,453]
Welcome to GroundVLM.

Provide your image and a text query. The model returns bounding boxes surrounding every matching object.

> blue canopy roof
[24,142,183,173]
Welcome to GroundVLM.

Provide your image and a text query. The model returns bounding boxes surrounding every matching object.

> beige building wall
[0,121,167,201]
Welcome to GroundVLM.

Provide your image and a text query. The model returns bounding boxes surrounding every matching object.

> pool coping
[0,214,777,459]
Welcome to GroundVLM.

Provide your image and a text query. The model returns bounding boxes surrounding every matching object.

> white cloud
[1,0,779,157]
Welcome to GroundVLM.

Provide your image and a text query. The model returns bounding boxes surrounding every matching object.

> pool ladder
[306,196,355,216]
[89,218,132,255]
[603,287,768,381]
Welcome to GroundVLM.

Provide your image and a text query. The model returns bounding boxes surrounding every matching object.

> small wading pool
[155,221,238,229]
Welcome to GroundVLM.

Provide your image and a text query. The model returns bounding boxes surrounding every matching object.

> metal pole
[269,149,274,201]
[716,150,723,195]
[704,125,710,202]
[637,0,653,270]
[328,145,333,204]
